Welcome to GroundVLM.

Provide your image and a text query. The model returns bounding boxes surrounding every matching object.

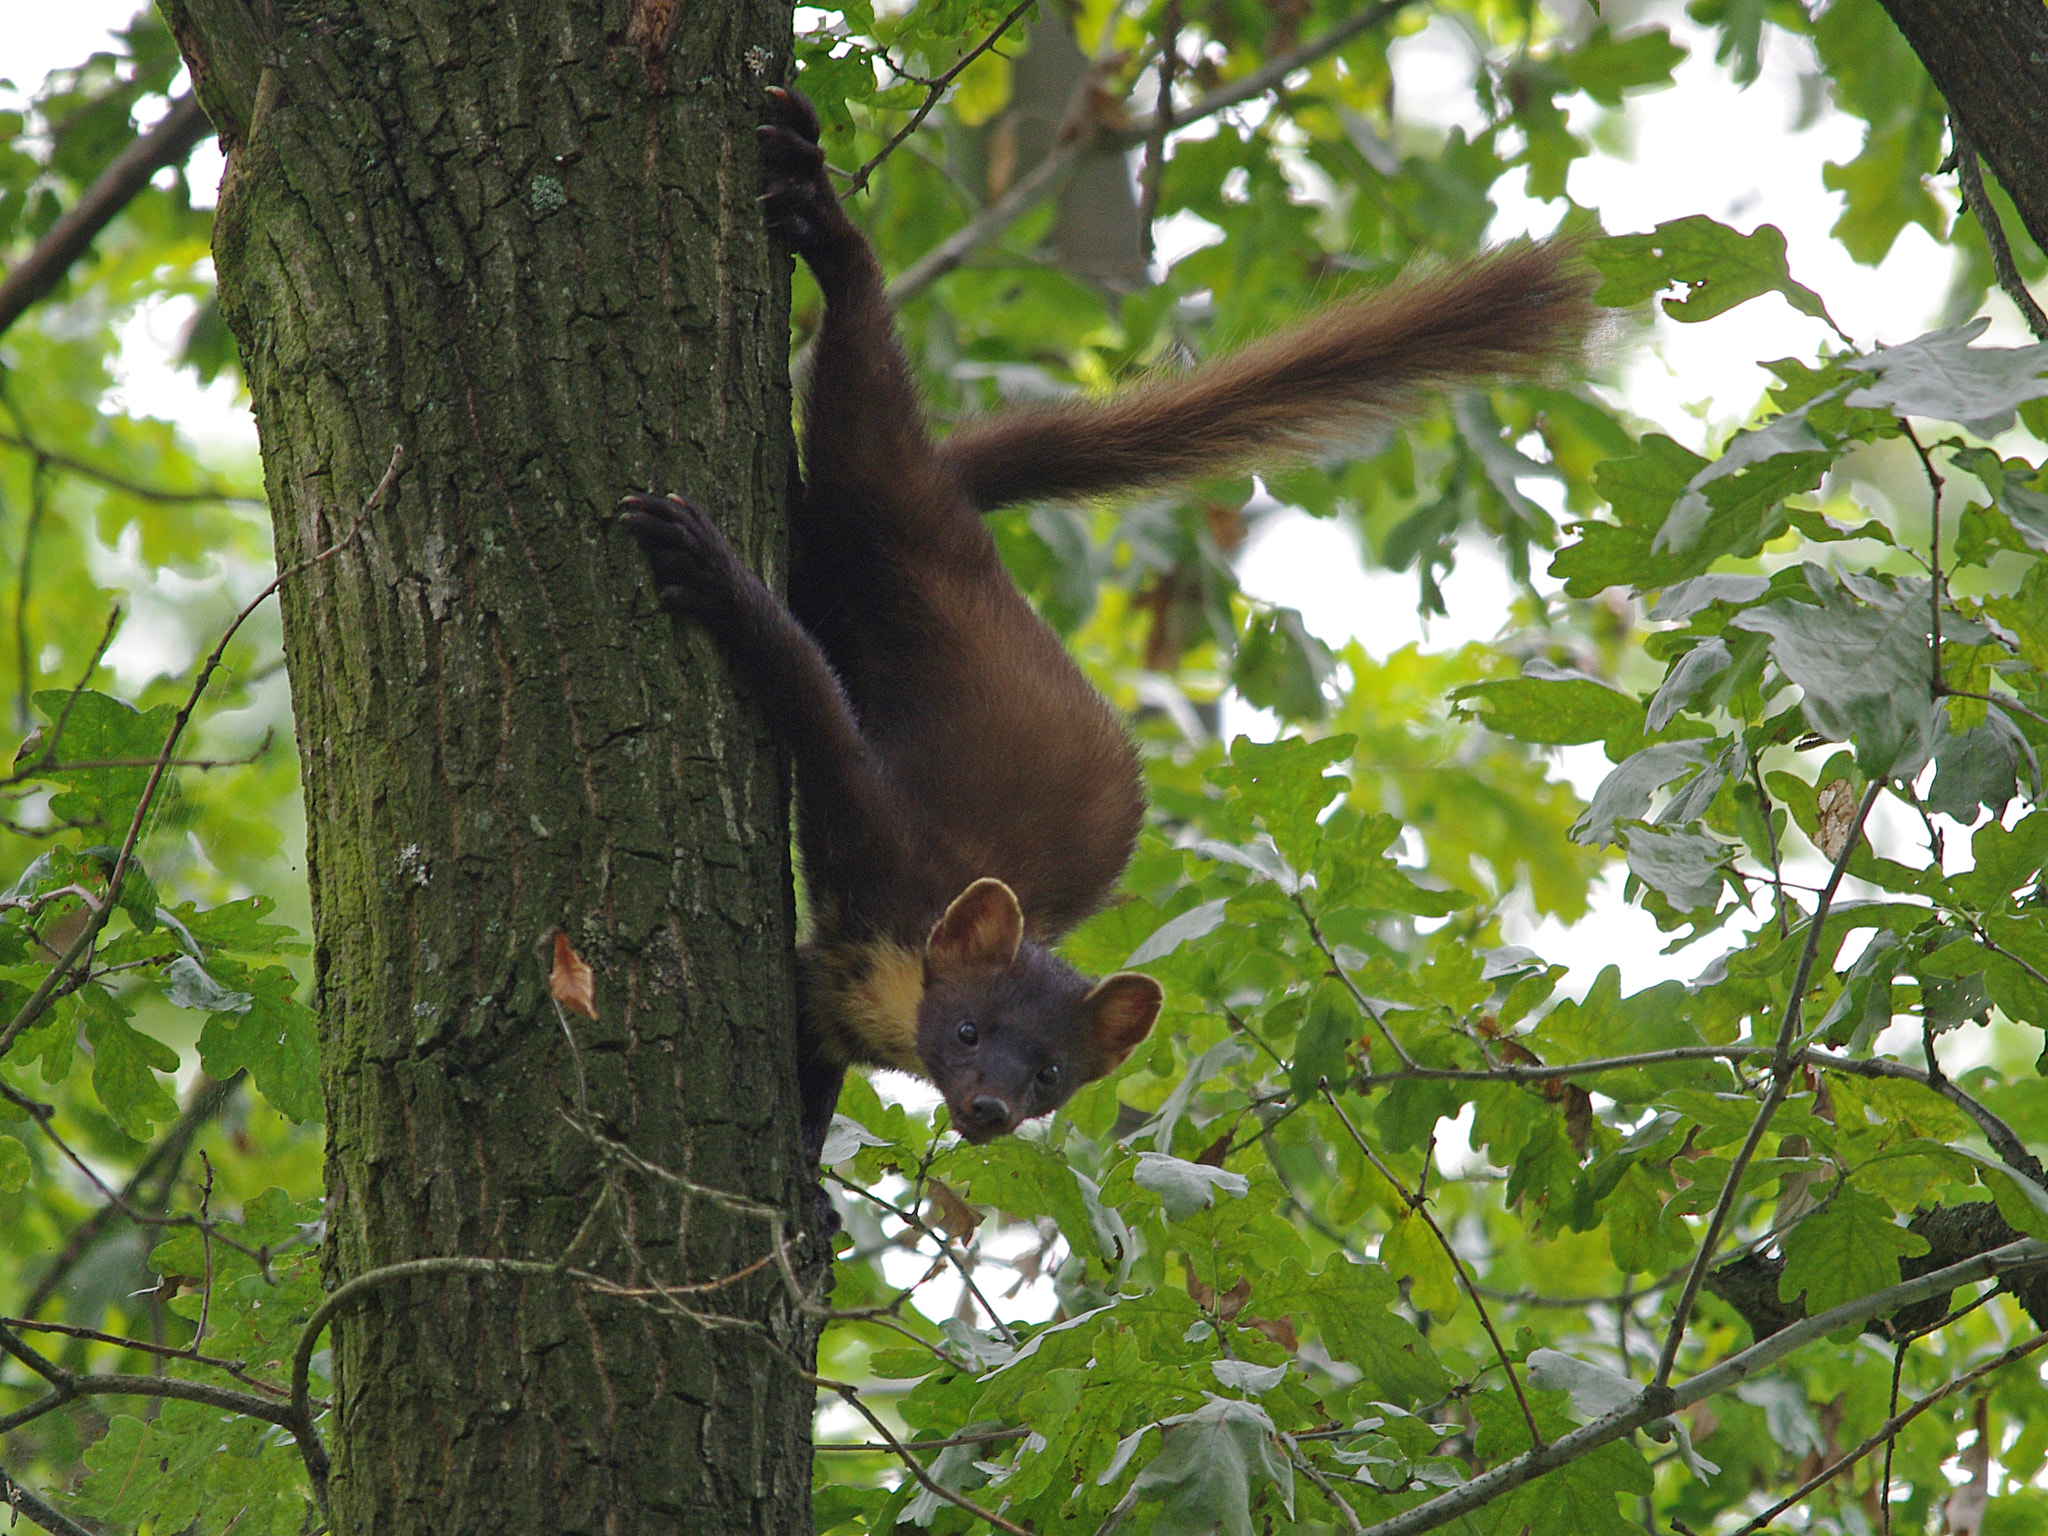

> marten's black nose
[963,1095,1012,1131]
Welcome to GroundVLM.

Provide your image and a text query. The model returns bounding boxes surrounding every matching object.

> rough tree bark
[156,4,816,1532]
[1877,0,2048,258]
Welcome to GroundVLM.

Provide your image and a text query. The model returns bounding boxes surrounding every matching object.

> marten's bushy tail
[935,241,1594,512]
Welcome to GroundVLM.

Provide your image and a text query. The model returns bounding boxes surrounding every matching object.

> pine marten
[624,86,1593,1174]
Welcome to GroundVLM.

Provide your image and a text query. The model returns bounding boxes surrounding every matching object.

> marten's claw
[620,494,742,620]
[764,84,822,146]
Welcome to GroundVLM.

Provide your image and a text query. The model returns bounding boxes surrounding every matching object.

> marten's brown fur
[624,87,1592,1175]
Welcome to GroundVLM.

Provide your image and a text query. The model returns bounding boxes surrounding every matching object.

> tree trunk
[1877,0,2048,259]
[157,4,815,1532]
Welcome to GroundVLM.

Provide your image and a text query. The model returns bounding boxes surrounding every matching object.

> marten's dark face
[916,949,1096,1142]
[915,878,1164,1142]
[916,942,1162,1143]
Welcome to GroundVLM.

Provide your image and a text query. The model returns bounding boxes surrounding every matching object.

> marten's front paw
[758,86,841,262]
[621,493,743,619]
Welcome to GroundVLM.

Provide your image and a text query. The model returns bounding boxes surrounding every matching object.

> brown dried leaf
[548,930,597,1019]
[1247,1315,1299,1351]
[1215,1277,1252,1322]
[1194,1130,1235,1167]
[927,1178,982,1242]
[1816,778,1857,861]
[1185,1275,1252,1321]
[1562,1085,1594,1155]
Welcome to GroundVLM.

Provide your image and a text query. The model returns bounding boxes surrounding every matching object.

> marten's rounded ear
[926,878,1024,971]
[1081,973,1163,1077]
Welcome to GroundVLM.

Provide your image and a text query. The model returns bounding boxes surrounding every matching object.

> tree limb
[0,94,214,340]
[1875,0,2048,262]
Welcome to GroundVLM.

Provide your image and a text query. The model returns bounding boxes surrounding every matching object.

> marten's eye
[1036,1064,1060,1087]
[956,1021,978,1046]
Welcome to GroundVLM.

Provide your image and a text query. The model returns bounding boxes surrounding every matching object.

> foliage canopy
[6,1,2048,1533]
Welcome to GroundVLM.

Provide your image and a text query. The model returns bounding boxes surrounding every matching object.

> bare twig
[0,447,399,1065]
[1320,1087,1542,1448]
[1903,420,1946,698]
[14,457,48,731]
[1654,779,1883,1388]
[1937,686,2048,729]
[0,431,264,507]
[844,0,1040,199]
[0,1319,297,1430]
[7,733,278,779]
[827,1170,1020,1347]
[13,604,123,776]
[1109,0,1414,151]
[1813,1051,2047,1187]
[1952,117,2048,340]
[0,1315,288,1397]
[1283,1429,1368,1534]
[1346,1236,2048,1536]
[1746,753,1790,938]
[5,1084,274,1264]
[20,1072,244,1317]
[0,1459,98,1536]
[1297,893,1418,1069]
[882,0,1419,311]
[1137,4,1181,266]
[0,94,215,339]
[1728,1328,2048,1536]
[815,1424,1030,1453]
[807,1370,1036,1535]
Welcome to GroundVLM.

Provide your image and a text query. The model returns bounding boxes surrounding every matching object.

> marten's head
[915,878,1161,1143]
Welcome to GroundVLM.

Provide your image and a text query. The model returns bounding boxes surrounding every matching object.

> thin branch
[1654,779,1883,1388]
[828,1170,1020,1347]
[14,457,48,732]
[0,1460,99,1536]
[1746,752,1790,938]
[806,1371,1036,1536]
[0,94,215,339]
[1882,1335,1909,1536]
[1363,1042,1767,1088]
[1283,1429,1368,1535]
[1108,0,1415,151]
[1728,1328,2048,1536]
[0,1318,296,1428]
[5,1082,273,1264]
[20,1072,243,1316]
[0,432,265,508]
[0,447,399,1066]
[7,734,278,778]
[815,1425,1030,1454]
[0,1315,288,1398]
[1137,4,1181,267]
[1952,117,2048,341]
[882,0,1419,311]
[1349,1235,2048,1536]
[1091,1483,1142,1536]
[1812,1050,2048,1187]
[1298,893,1418,1069]
[1939,686,2048,729]
[1320,1087,1542,1449]
[13,605,123,781]
[1903,420,1946,699]
[882,122,1089,310]
[844,0,1040,199]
